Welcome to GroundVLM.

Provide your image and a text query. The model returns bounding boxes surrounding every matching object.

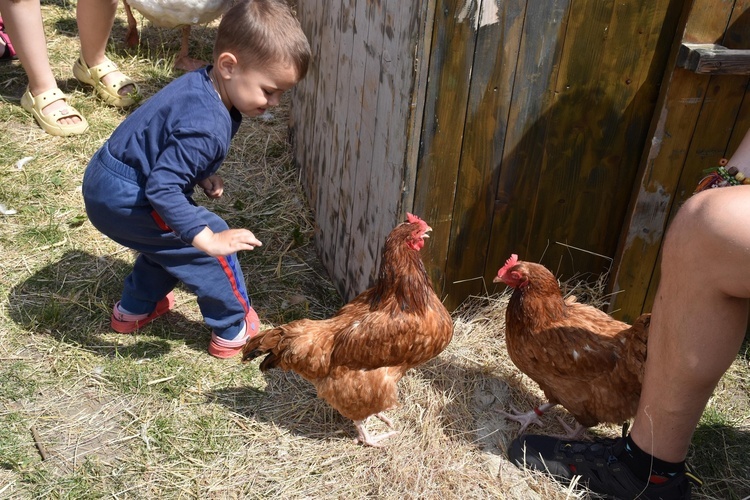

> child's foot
[111,292,175,333]
[208,307,260,358]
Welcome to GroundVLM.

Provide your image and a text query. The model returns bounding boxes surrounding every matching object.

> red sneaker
[208,306,260,358]
[111,292,175,333]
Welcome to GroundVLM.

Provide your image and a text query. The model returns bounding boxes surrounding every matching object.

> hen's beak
[493,275,503,283]
[422,226,432,239]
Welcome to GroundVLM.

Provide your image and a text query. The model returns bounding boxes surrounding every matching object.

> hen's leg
[498,402,556,434]
[374,412,394,428]
[173,25,207,71]
[353,418,399,447]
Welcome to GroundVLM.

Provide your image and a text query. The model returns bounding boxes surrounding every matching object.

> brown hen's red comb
[497,254,519,277]
[406,213,422,224]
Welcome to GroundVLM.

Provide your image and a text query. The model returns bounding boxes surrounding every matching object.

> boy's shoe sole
[509,434,698,500]
[208,307,260,359]
[111,292,175,333]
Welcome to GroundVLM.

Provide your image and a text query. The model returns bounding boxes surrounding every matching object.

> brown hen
[242,214,453,446]
[494,254,649,436]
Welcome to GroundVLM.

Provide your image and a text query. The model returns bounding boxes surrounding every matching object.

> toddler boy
[83,0,311,358]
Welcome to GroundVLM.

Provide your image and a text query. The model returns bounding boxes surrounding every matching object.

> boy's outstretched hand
[198,174,224,198]
[192,227,263,256]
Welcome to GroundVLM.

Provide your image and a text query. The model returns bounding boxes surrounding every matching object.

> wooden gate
[610,0,750,321]
[290,0,749,317]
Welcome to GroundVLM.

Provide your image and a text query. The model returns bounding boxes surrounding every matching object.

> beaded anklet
[694,158,750,194]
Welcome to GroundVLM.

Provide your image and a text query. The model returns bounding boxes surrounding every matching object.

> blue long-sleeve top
[106,66,242,244]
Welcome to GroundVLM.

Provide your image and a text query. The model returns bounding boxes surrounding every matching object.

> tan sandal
[20,87,89,137]
[73,54,139,108]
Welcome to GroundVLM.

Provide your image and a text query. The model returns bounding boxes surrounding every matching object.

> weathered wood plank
[289,0,318,207]
[309,0,343,291]
[526,0,677,285]
[292,0,422,301]
[440,0,527,309]
[524,0,617,279]
[402,0,436,216]
[358,0,399,297]
[329,0,358,298]
[357,0,421,298]
[609,0,740,321]
[413,0,479,298]
[677,43,750,75]
[313,0,344,278]
[342,0,385,298]
[485,0,572,292]
[640,0,750,315]
[335,0,368,295]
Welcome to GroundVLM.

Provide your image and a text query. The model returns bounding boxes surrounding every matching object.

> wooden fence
[290,0,750,319]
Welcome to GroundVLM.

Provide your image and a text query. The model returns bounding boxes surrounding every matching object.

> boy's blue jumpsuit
[83,67,251,340]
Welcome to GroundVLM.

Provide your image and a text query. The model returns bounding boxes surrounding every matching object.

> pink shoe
[208,306,260,359]
[111,292,175,333]
[0,17,17,61]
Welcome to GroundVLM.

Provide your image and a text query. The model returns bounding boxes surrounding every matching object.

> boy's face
[220,57,299,117]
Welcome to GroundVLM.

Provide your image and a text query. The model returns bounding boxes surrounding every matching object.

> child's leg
[83,148,257,349]
[83,147,181,320]
[119,254,179,314]
[142,210,255,336]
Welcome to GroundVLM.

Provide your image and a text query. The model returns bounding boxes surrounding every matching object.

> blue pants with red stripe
[82,145,249,340]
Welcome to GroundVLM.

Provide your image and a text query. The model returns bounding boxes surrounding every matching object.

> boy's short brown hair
[214,0,311,79]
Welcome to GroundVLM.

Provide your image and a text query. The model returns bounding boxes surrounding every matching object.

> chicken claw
[354,418,400,447]
[497,402,557,434]
[553,416,586,439]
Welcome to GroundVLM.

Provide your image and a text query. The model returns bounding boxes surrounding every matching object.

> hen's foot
[353,418,399,447]
[125,26,139,48]
[497,402,556,434]
[553,416,586,440]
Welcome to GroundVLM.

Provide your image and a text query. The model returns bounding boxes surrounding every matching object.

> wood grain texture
[484,0,572,296]
[315,0,344,277]
[525,0,676,284]
[292,0,745,314]
[330,0,368,299]
[412,0,480,298]
[342,0,384,298]
[677,43,750,75]
[440,0,527,308]
[610,0,749,321]
[291,0,422,301]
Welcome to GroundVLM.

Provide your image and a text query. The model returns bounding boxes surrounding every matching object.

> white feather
[15,156,33,170]
[0,204,17,215]
[126,0,233,28]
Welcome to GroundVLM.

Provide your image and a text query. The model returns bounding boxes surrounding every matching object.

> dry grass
[1,2,749,499]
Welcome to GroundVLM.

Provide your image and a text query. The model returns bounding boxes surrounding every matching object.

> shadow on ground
[205,368,356,443]
[7,249,210,358]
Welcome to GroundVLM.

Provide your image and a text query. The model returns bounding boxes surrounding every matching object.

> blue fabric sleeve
[145,128,226,244]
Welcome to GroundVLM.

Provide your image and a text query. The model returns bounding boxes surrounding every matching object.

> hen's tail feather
[241,327,283,364]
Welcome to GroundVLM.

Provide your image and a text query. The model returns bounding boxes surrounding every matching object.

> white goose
[122,0,232,70]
